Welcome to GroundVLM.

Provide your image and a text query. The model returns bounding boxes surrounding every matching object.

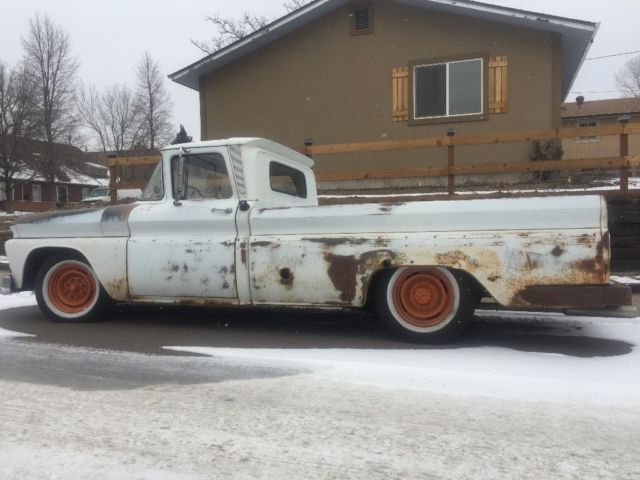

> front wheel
[375,267,476,343]
[35,255,110,323]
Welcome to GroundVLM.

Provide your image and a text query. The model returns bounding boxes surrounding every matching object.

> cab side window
[172,153,233,200]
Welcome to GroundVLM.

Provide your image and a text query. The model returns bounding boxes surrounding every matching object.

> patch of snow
[319,178,640,200]
[165,313,640,407]
[0,211,29,217]
[0,326,34,339]
[611,275,640,285]
[0,291,37,311]
[0,256,8,265]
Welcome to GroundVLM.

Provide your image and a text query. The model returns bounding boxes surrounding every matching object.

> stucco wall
[200,1,562,187]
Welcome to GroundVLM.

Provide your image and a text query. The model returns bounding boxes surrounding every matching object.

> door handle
[211,207,233,215]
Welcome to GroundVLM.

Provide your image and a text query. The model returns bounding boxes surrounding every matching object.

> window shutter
[489,56,508,114]
[392,66,409,122]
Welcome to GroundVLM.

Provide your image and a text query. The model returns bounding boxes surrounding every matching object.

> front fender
[5,238,129,301]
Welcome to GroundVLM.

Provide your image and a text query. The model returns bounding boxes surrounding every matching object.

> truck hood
[11,204,138,239]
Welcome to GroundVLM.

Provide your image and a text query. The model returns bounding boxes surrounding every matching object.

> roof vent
[576,95,585,107]
[352,5,373,36]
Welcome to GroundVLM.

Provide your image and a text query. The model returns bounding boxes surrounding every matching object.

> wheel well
[363,266,485,309]
[22,248,88,290]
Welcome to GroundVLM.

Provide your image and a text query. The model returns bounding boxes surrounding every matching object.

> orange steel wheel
[46,263,98,315]
[391,268,455,328]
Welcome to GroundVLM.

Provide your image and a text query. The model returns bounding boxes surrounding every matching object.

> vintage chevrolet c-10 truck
[1,138,634,342]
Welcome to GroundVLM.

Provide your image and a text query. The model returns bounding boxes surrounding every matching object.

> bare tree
[616,55,640,98]
[192,1,311,55]
[0,62,38,213]
[22,13,80,206]
[77,83,144,154]
[135,52,173,150]
[283,0,310,12]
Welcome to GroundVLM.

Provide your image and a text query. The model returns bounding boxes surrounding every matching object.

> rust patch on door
[324,254,359,302]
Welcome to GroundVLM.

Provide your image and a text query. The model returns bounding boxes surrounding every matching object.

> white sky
[1,0,638,145]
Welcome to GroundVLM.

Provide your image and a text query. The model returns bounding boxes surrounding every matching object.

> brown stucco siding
[201,1,561,177]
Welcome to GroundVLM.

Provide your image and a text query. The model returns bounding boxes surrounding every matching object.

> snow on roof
[85,162,108,170]
[11,164,104,187]
[170,0,598,100]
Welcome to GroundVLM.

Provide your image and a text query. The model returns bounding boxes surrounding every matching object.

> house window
[269,162,307,198]
[576,120,600,143]
[56,186,69,204]
[81,187,91,199]
[351,4,373,35]
[412,58,484,120]
[32,184,42,202]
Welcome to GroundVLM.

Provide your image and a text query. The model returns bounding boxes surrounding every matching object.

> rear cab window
[269,162,307,199]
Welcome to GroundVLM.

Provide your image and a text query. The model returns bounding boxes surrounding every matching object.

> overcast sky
[1,0,638,146]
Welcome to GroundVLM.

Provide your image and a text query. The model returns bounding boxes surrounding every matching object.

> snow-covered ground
[0,291,35,311]
[0,294,639,478]
[166,312,640,408]
[0,256,8,265]
[319,177,640,200]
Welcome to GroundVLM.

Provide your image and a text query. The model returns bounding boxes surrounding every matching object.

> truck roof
[162,138,315,168]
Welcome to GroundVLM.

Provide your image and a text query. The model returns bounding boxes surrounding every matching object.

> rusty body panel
[246,194,619,310]
[247,229,610,309]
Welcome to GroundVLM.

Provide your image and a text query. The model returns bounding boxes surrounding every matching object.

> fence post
[447,130,456,196]
[109,164,118,205]
[619,116,630,192]
[304,139,314,159]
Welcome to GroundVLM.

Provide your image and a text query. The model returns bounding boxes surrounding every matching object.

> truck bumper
[1,275,15,295]
[521,284,633,309]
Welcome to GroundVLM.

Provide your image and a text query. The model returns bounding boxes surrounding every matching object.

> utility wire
[586,50,640,61]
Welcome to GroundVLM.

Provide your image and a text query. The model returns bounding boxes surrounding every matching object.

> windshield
[140,161,164,201]
[89,187,109,197]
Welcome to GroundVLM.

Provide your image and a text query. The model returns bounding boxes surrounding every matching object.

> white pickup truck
[2,138,633,342]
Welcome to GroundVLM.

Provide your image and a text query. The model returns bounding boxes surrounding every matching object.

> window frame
[409,53,489,126]
[56,186,69,204]
[32,184,42,202]
[269,161,308,199]
[170,152,235,202]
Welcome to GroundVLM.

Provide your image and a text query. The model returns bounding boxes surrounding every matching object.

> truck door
[127,148,238,300]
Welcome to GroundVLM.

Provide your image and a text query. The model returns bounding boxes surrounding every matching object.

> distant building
[0,142,107,213]
[0,165,106,213]
[561,97,640,160]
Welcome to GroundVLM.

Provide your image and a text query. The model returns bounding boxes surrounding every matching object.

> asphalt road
[1,303,635,360]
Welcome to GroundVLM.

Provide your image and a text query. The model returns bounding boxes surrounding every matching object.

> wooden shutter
[489,56,508,114]
[392,66,409,122]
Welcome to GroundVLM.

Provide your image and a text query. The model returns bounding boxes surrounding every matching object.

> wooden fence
[108,122,640,202]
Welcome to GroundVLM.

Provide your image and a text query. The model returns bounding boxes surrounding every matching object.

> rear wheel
[375,267,476,343]
[35,255,110,323]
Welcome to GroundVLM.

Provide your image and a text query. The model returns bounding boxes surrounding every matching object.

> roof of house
[170,0,598,100]
[13,164,105,187]
[562,97,640,119]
